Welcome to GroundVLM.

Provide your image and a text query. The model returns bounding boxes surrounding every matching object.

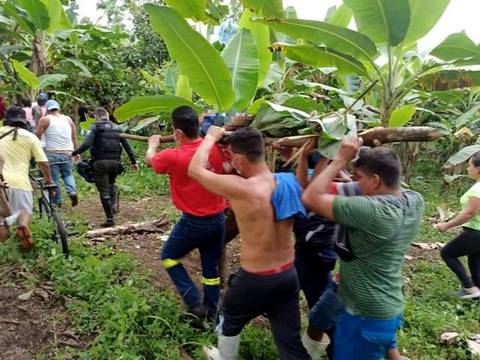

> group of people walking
[1,99,479,359]
[0,94,137,248]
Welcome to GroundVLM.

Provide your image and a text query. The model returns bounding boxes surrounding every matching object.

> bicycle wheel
[51,211,69,258]
[39,195,52,218]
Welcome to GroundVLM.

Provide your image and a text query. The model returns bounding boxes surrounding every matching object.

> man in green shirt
[302,136,424,360]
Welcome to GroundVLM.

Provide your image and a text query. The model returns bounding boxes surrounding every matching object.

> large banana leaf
[17,0,50,31]
[38,73,67,89]
[221,29,259,111]
[445,145,480,167]
[454,104,480,128]
[114,95,200,122]
[240,9,271,86]
[240,0,283,18]
[325,4,352,28]
[430,32,480,62]
[343,0,410,47]
[404,0,450,44]
[3,3,35,35]
[275,43,367,76]
[175,74,193,101]
[257,18,378,63]
[145,5,234,111]
[41,0,62,33]
[11,60,40,89]
[164,0,206,21]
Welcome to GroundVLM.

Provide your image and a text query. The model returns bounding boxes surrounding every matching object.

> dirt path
[0,270,85,360]
[74,195,241,291]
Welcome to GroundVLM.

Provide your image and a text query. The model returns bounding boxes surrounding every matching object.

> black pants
[440,227,480,288]
[294,242,336,309]
[93,160,121,197]
[219,267,311,360]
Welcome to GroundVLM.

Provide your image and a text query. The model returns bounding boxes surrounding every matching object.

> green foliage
[239,0,284,18]
[145,4,234,111]
[114,95,199,122]
[221,28,259,110]
[389,104,416,127]
[11,59,40,88]
[344,0,411,47]
[404,0,450,44]
[164,0,206,21]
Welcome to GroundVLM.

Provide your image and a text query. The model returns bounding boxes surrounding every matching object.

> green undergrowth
[0,218,277,359]
[398,159,480,359]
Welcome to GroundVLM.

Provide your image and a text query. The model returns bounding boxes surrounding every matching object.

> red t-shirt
[151,138,226,216]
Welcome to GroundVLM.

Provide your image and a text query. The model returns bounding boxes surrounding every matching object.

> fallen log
[85,218,169,239]
[120,126,441,148]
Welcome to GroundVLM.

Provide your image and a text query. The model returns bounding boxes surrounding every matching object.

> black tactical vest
[91,121,122,161]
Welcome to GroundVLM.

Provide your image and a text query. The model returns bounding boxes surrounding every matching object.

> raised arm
[302,136,362,220]
[188,126,247,199]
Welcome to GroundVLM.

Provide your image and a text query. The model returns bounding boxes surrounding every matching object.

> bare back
[229,171,294,273]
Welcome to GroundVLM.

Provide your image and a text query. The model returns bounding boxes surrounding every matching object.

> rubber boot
[109,184,119,214]
[100,196,115,227]
[203,335,240,360]
[301,332,329,360]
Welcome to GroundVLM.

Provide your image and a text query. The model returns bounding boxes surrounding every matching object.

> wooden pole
[120,126,441,148]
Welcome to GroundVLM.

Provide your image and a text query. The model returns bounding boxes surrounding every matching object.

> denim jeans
[334,311,403,360]
[46,152,76,205]
[161,212,225,312]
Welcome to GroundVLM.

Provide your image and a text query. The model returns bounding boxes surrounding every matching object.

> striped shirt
[0,126,47,191]
[333,190,424,319]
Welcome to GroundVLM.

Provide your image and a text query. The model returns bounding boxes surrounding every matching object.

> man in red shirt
[145,106,226,320]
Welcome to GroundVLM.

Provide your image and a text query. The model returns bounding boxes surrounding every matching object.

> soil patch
[0,270,84,360]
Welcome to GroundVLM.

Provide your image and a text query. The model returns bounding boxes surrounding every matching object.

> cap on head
[5,106,27,125]
[38,93,49,102]
[46,99,60,111]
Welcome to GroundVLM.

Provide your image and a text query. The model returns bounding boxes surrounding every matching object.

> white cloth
[44,114,74,152]
[4,189,33,226]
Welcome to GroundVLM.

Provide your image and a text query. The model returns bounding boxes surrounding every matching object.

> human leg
[205,269,267,359]
[266,268,310,360]
[467,252,480,288]
[4,189,34,250]
[46,152,62,204]
[198,213,224,313]
[58,155,77,206]
[161,215,205,309]
[94,160,115,227]
[441,229,480,291]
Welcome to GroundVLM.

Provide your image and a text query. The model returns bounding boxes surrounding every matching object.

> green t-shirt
[333,190,424,319]
[460,182,480,231]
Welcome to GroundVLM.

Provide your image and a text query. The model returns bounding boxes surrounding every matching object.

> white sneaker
[456,288,480,299]
[301,333,329,360]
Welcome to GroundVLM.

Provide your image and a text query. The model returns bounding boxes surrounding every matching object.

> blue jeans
[46,152,76,205]
[334,311,403,360]
[161,212,225,312]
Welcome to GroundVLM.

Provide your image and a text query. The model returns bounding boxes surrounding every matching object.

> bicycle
[30,169,69,258]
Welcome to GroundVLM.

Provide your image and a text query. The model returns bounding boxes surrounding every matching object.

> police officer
[72,107,138,227]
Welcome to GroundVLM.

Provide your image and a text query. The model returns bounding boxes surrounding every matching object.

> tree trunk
[120,126,441,147]
[31,34,47,76]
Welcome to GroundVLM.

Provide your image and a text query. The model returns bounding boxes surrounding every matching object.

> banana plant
[257,0,480,126]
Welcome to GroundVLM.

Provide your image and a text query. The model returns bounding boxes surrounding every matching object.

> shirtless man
[188,126,310,360]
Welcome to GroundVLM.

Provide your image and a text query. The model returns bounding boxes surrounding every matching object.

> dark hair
[471,152,480,167]
[353,147,401,188]
[94,107,109,120]
[20,96,31,107]
[37,96,47,106]
[228,127,265,163]
[171,106,199,139]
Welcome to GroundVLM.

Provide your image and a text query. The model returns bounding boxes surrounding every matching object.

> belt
[251,261,294,276]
